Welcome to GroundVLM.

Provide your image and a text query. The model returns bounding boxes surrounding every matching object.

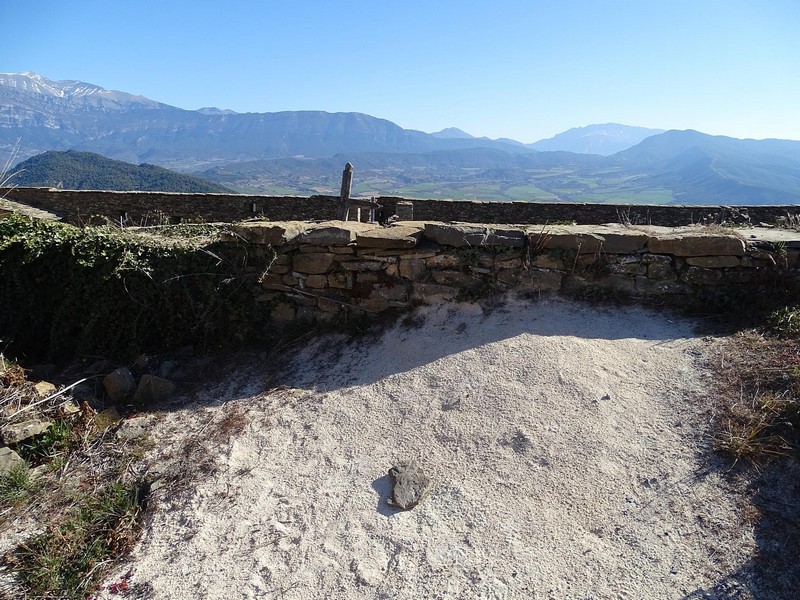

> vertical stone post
[338,162,353,220]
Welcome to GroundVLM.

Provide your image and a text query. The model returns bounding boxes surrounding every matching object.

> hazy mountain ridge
[196,135,800,204]
[0,72,534,166]
[2,72,799,204]
[529,123,666,155]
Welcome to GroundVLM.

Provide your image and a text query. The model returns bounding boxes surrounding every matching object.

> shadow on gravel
[683,459,800,600]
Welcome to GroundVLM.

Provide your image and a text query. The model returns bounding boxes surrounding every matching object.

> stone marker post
[337,162,382,222]
[338,162,354,220]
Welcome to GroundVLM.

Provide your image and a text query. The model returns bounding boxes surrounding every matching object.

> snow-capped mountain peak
[0,71,171,111]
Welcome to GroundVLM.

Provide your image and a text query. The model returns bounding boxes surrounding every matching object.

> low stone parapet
[225,220,800,325]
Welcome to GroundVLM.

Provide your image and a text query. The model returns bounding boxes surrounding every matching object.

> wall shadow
[274,297,704,392]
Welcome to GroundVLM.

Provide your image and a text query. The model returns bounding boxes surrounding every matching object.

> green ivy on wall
[0,215,269,362]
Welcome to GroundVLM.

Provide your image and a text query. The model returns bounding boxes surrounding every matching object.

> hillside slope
[9,150,234,193]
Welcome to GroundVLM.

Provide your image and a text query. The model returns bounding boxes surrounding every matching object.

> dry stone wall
[222,220,800,326]
[4,188,340,225]
[5,187,800,227]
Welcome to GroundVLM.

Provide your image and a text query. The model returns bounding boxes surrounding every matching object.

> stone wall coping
[231,219,800,328]
[239,220,800,250]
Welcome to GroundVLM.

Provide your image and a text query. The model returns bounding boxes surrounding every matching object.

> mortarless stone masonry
[224,220,800,327]
[5,187,800,228]
[5,188,800,329]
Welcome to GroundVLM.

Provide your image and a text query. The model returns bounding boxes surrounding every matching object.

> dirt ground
[96,297,798,599]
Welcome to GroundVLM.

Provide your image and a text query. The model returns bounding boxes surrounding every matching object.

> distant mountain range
[8,150,232,193]
[529,124,666,156]
[2,71,799,204]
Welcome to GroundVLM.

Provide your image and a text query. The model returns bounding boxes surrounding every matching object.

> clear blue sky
[3,0,799,142]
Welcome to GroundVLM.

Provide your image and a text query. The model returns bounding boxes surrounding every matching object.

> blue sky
[4,0,799,142]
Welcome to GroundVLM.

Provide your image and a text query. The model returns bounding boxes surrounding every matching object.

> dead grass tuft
[0,358,26,389]
[709,328,800,464]
[0,363,151,599]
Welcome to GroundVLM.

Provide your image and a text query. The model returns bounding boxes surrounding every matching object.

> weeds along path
[101,298,757,599]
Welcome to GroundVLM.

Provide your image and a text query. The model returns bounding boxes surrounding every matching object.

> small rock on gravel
[387,461,433,510]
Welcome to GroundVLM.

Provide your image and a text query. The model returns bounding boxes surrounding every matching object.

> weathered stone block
[647,261,676,281]
[723,270,757,284]
[268,264,291,274]
[495,257,522,269]
[286,293,317,306]
[387,250,439,259]
[340,261,384,272]
[647,233,746,256]
[399,259,428,281]
[281,273,299,286]
[685,256,741,268]
[297,221,379,246]
[356,272,380,284]
[606,255,646,275]
[542,233,604,254]
[740,255,776,268]
[354,254,397,263]
[305,275,328,289]
[484,228,526,247]
[530,252,566,270]
[292,252,336,274]
[227,221,309,245]
[356,226,423,249]
[680,267,724,285]
[432,270,474,286]
[518,269,563,291]
[576,254,601,267]
[260,274,284,287]
[603,274,637,292]
[314,310,338,323]
[298,244,330,253]
[478,254,495,267]
[599,232,649,254]
[641,253,672,264]
[424,223,524,247]
[425,254,461,269]
[497,268,521,285]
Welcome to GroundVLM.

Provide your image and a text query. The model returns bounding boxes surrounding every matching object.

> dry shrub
[710,331,800,463]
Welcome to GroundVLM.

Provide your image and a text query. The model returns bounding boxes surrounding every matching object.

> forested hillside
[8,151,234,193]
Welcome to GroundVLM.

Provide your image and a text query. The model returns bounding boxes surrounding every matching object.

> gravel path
[102,297,755,599]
